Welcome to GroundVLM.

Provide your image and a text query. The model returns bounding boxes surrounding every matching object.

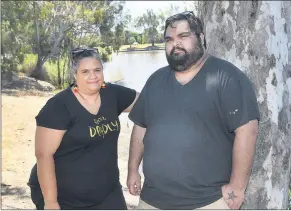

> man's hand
[44,201,60,210]
[127,170,141,196]
[222,184,245,209]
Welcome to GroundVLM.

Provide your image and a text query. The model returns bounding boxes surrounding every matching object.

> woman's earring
[101,82,106,89]
[73,85,78,93]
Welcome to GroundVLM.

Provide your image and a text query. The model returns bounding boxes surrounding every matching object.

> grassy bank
[119,43,165,51]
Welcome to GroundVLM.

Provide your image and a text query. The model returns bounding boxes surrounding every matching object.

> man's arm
[127,124,146,195]
[222,119,259,209]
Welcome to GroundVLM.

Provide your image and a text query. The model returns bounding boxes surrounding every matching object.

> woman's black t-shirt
[28,83,136,207]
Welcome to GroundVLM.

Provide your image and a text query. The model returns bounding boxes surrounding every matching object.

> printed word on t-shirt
[89,116,119,138]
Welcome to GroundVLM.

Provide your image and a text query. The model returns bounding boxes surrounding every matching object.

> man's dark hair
[164,11,207,49]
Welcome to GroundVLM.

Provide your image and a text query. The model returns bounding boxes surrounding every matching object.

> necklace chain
[74,86,100,104]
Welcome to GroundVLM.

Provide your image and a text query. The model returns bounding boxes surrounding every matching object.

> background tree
[135,9,160,46]
[30,1,75,80]
[128,37,136,48]
[112,12,131,52]
[197,1,291,209]
[1,1,33,74]
[113,23,126,52]
[1,0,128,86]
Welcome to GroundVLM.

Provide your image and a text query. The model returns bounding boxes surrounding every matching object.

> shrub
[43,58,69,88]
[105,46,111,54]
[97,47,110,62]
[18,54,38,74]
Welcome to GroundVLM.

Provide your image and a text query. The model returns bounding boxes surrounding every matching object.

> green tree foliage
[132,3,188,46]
[155,3,196,38]
[124,30,140,45]
[113,23,126,52]
[1,1,34,73]
[1,1,128,86]
[135,9,159,46]
[128,37,136,48]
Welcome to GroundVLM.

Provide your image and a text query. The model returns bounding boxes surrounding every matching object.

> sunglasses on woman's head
[71,47,99,58]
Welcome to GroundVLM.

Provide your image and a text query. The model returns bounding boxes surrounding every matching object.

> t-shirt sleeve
[112,84,136,115]
[128,84,147,128]
[35,97,71,130]
[220,71,260,132]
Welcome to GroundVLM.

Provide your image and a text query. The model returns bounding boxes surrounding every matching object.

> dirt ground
[1,90,142,209]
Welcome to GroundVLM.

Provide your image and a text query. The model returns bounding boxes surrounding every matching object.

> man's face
[164,20,204,72]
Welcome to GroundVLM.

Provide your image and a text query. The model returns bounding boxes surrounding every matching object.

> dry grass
[2,94,49,209]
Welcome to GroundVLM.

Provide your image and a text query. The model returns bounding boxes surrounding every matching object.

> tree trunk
[151,28,155,46]
[32,1,43,79]
[57,57,61,88]
[78,2,84,46]
[35,58,43,73]
[197,1,291,209]
[30,57,45,80]
[62,53,67,88]
[67,41,74,84]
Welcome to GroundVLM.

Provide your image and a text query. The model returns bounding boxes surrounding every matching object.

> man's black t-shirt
[128,55,260,209]
[28,83,136,208]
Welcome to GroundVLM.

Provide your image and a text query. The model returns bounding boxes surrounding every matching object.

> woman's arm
[35,126,66,209]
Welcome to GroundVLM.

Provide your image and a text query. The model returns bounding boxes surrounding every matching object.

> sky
[123,1,196,31]
[124,1,196,18]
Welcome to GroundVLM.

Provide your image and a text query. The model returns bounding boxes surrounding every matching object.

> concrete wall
[197,1,291,209]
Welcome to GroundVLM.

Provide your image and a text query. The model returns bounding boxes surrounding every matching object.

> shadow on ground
[1,89,22,97]
[1,183,136,209]
[1,89,54,97]
[1,183,29,199]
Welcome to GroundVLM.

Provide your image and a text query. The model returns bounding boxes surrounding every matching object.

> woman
[27,46,138,210]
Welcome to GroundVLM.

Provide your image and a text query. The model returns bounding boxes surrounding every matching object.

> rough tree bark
[197,1,291,209]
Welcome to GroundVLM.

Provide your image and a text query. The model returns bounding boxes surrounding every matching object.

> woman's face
[75,57,104,93]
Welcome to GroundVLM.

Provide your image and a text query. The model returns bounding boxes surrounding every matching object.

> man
[127,11,260,210]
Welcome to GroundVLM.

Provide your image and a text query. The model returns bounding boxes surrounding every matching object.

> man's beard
[166,38,204,72]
